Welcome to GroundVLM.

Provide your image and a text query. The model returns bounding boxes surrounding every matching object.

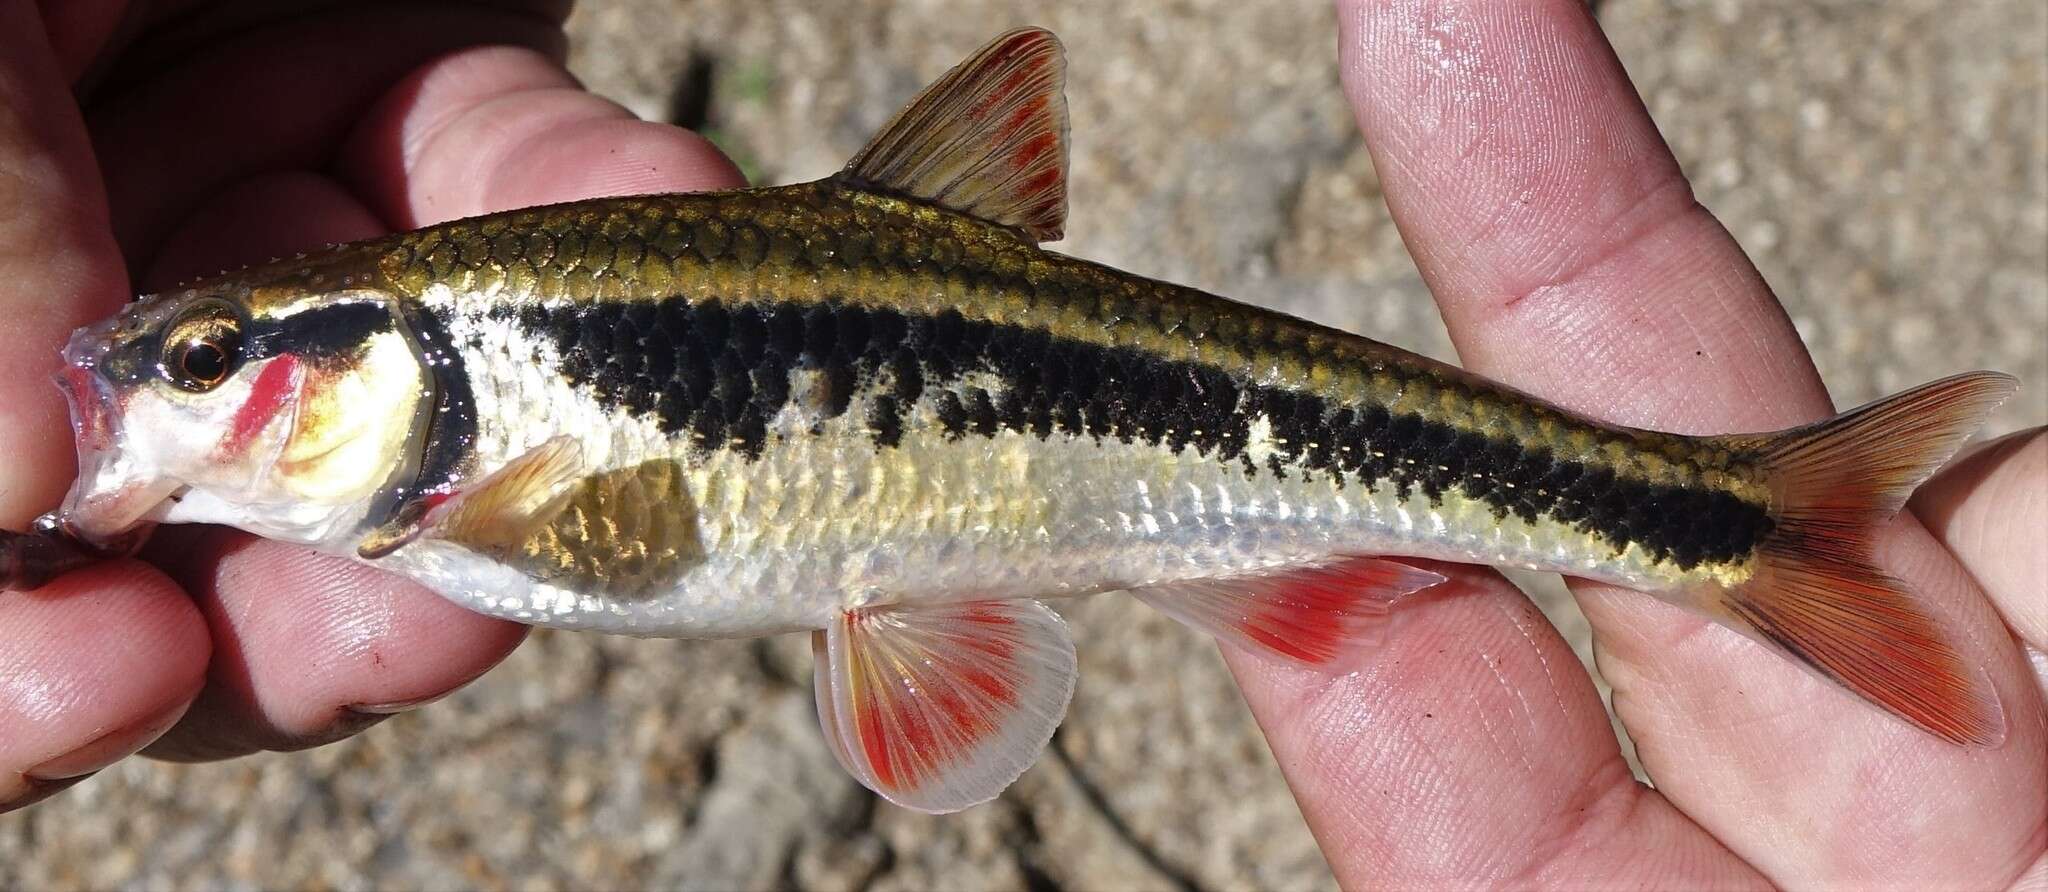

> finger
[1224,566,1761,888]
[136,171,525,759]
[1336,0,2043,885]
[35,0,133,81]
[0,0,129,525]
[336,44,745,227]
[140,169,386,289]
[0,0,210,816]
[0,561,208,810]
[84,1,566,265]
[141,529,523,760]
[1911,428,2048,652]
[127,37,739,763]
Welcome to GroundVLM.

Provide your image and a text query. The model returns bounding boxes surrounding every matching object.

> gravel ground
[5,2,2043,890]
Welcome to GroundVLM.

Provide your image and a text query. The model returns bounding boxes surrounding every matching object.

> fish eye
[180,340,231,384]
[160,302,245,392]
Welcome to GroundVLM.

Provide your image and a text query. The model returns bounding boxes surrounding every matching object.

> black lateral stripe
[98,300,397,386]
[507,297,1773,570]
[247,301,394,360]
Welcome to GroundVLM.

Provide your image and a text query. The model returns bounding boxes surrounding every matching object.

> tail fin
[1706,372,2017,745]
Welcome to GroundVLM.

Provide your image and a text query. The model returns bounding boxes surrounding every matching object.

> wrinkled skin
[1,1,2042,887]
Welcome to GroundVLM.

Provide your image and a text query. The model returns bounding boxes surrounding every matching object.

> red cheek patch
[222,354,303,454]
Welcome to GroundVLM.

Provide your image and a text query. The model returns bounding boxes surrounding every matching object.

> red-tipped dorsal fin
[1703,371,2017,745]
[839,27,1069,241]
[1132,556,1446,670]
[812,599,1076,813]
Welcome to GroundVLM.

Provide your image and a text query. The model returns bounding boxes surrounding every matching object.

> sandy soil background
[5,1,2044,890]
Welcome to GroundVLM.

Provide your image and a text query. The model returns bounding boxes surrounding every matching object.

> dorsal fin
[839,27,1069,241]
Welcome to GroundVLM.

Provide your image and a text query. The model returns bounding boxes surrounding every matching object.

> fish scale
[30,27,2009,813]
[374,183,1770,585]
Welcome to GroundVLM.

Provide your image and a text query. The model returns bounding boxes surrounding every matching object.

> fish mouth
[59,362,117,453]
[51,316,176,546]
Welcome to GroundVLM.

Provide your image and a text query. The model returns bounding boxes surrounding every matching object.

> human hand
[1220,2,2046,887]
[0,0,742,810]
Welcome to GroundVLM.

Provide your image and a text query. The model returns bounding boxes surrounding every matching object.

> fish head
[54,282,431,549]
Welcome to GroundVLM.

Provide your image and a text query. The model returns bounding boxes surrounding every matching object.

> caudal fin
[1707,372,2017,745]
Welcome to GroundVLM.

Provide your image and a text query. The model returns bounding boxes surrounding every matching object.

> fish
[15,27,2015,813]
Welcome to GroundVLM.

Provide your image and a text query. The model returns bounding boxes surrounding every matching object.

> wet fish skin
[363,181,1776,583]
[32,27,2012,813]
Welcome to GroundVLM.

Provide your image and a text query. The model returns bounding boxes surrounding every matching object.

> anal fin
[813,599,1076,814]
[1132,557,1445,670]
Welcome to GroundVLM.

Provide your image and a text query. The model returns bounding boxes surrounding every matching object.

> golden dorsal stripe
[362,183,1770,503]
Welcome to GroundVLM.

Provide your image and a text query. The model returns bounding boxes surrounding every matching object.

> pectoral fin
[812,599,1076,814]
[1132,556,1445,670]
[358,436,585,559]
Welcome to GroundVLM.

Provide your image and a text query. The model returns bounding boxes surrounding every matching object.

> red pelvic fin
[812,599,1075,813]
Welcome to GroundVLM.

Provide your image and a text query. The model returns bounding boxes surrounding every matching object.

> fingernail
[27,695,193,781]
[5,774,88,813]
[343,692,448,715]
